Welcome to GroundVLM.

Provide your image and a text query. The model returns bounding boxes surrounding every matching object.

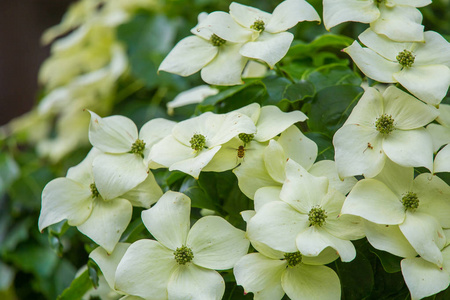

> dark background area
[0,0,74,125]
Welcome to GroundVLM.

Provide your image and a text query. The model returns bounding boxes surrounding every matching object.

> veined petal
[121,171,163,209]
[77,198,132,254]
[280,160,329,214]
[296,226,356,262]
[301,247,340,266]
[263,140,287,184]
[234,102,261,123]
[240,32,293,68]
[371,5,424,42]
[400,212,446,267]
[88,111,137,153]
[203,138,244,172]
[427,124,450,153]
[201,43,248,86]
[170,146,222,179]
[393,0,431,6]
[66,147,100,185]
[247,201,309,253]
[401,257,449,300]
[208,112,257,147]
[188,216,249,270]
[342,179,405,225]
[166,86,219,116]
[434,145,450,174]
[39,177,92,231]
[326,205,365,241]
[265,0,320,33]
[373,158,413,198]
[309,160,357,195]
[282,264,341,300]
[344,87,384,127]
[149,135,195,168]
[382,128,434,171]
[323,0,379,30]
[158,35,218,76]
[139,118,177,163]
[364,221,417,258]
[167,265,224,300]
[141,191,191,250]
[115,239,177,299]
[89,243,131,290]
[197,11,253,43]
[344,41,399,83]
[254,186,282,212]
[394,65,450,106]
[333,124,386,178]
[358,28,410,61]
[229,2,272,29]
[278,125,317,171]
[234,253,285,300]
[415,31,450,67]
[255,107,307,142]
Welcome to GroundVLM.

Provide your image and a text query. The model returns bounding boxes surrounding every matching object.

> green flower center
[210,34,226,47]
[375,114,395,134]
[250,19,265,31]
[174,245,194,265]
[238,133,254,145]
[190,133,206,151]
[131,139,146,157]
[402,191,419,210]
[284,252,302,267]
[90,183,99,198]
[308,206,327,227]
[396,49,415,68]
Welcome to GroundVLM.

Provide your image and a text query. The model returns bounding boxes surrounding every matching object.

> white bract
[38,148,162,253]
[345,29,450,106]
[114,191,249,300]
[342,160,450,267]
[427,104,450,153]
[149,111,256,178]
[333,86,438,178]
[323,0,430,42]
[166,85,219,116]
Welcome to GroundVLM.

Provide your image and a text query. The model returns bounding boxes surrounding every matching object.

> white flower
[166,85,219,116]
[149,111,256,179]
[342,160,450,267]
[344,29,450,106]
[333,86,438,178]
[114,191,249,300]
[323,0,431,42]
[427,104,450,152]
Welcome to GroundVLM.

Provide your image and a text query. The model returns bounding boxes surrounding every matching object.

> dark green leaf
[57,269,92,300]
[370,248,402,273]
[282,80,315,103]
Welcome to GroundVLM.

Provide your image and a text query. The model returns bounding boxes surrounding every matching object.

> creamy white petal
[400,211,445,267]
[277,125,317,171]
[121,171,163,208]
[229,2,272,29]
[415,31,450,67]
[141,191,191,250]
[77,198,132,254]
[139,118,177,163]
[282,264,341,300]
[296,226,356,262]
[427,124,450,153]
[364,221,417,258]
[382,128,433,171]
[254,186,282,212]
[393,0,431,6]
[149,135,195,168]
[39,177,92,231]
[202,139,244,172]
[309,160,357,195]
[196,11,253,43]
[188,216,249,270]
[301,247,340,265]
[256,107,307,142]
[115,239,177,299]
[333,125,386,178]
[401,257,449,300]
[170,146,222,179]
[240,32,293,68]
[263,140,287,184]
[358,28,410,61]
[208,112,257,147]
[325,213,365,241]
[234,253,285,300]
[344,87,384,127]
[158,35,218,76]
[323,0,379,30]
[266,0,320,33]
[342,179,405,225]
[247,201,309,253]
[66,147,100,185]
[394,65,450,106]
[167,86,219,115]
[88,111,137,153]
[373,158,413,198]
[434,144,450,173]
[167,265,224,300]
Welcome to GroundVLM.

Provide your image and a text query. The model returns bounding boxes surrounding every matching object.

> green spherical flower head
[396,49,415,68]
[90,183,100,199]
[250,19,265,31]
[190,133,206,151]
[284,252,302,267]
[174,245,194,265]
[402,191,419,210]
[238,133,254,145]
[375,114,395,134]
[308,206,327,227]
[131,139,146,157]
[210,34,226,47]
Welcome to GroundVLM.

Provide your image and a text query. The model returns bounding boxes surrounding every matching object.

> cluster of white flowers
[37,0,450,299]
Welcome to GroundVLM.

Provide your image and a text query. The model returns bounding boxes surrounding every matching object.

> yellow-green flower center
[402,191,419,210]
[90,183,100,198]
[238,133,254,145]
[174,245,194,265]
[284,252,302,267]
[210,34,226,47]
[250,20,265,31]
[375,114,395,134]
[190,133,206,151]
[308,206,327,227]
[131,139,146,157]
[396,49,415,68]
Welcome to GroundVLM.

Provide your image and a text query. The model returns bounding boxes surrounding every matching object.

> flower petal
[277,125,317,171]
[149,135,195,168]
[167,265,224,300]
[434,144,450,173]
[254,186,282,212]
[77,198,132,254]
[229,2,272,29]
[196,11,253,43]
[139,118,177,163]
[169,146,222,179]
[188,216,249,270]
[256,107,307,142]
[309,160,357,195]
[263,140,287,184]
[323,0,379,30]
[121,171,163,209]
[415,31,450,67]
[166,86,219,115]
[265,0,320,33]
[373,158,413,198]
[358,28,409,61]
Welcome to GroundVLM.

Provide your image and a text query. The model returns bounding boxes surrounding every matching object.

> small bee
[237,145,246,159]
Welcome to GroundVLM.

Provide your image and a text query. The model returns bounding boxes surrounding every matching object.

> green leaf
[0,262,14,291]
[287,34,354,57]
[261,76,291,106]
[305,132,334,161]
[282,80,315,103]
[306,65,362,92]
[57,269,92,300]
[370,248,402,274]
[0,153,19,195]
